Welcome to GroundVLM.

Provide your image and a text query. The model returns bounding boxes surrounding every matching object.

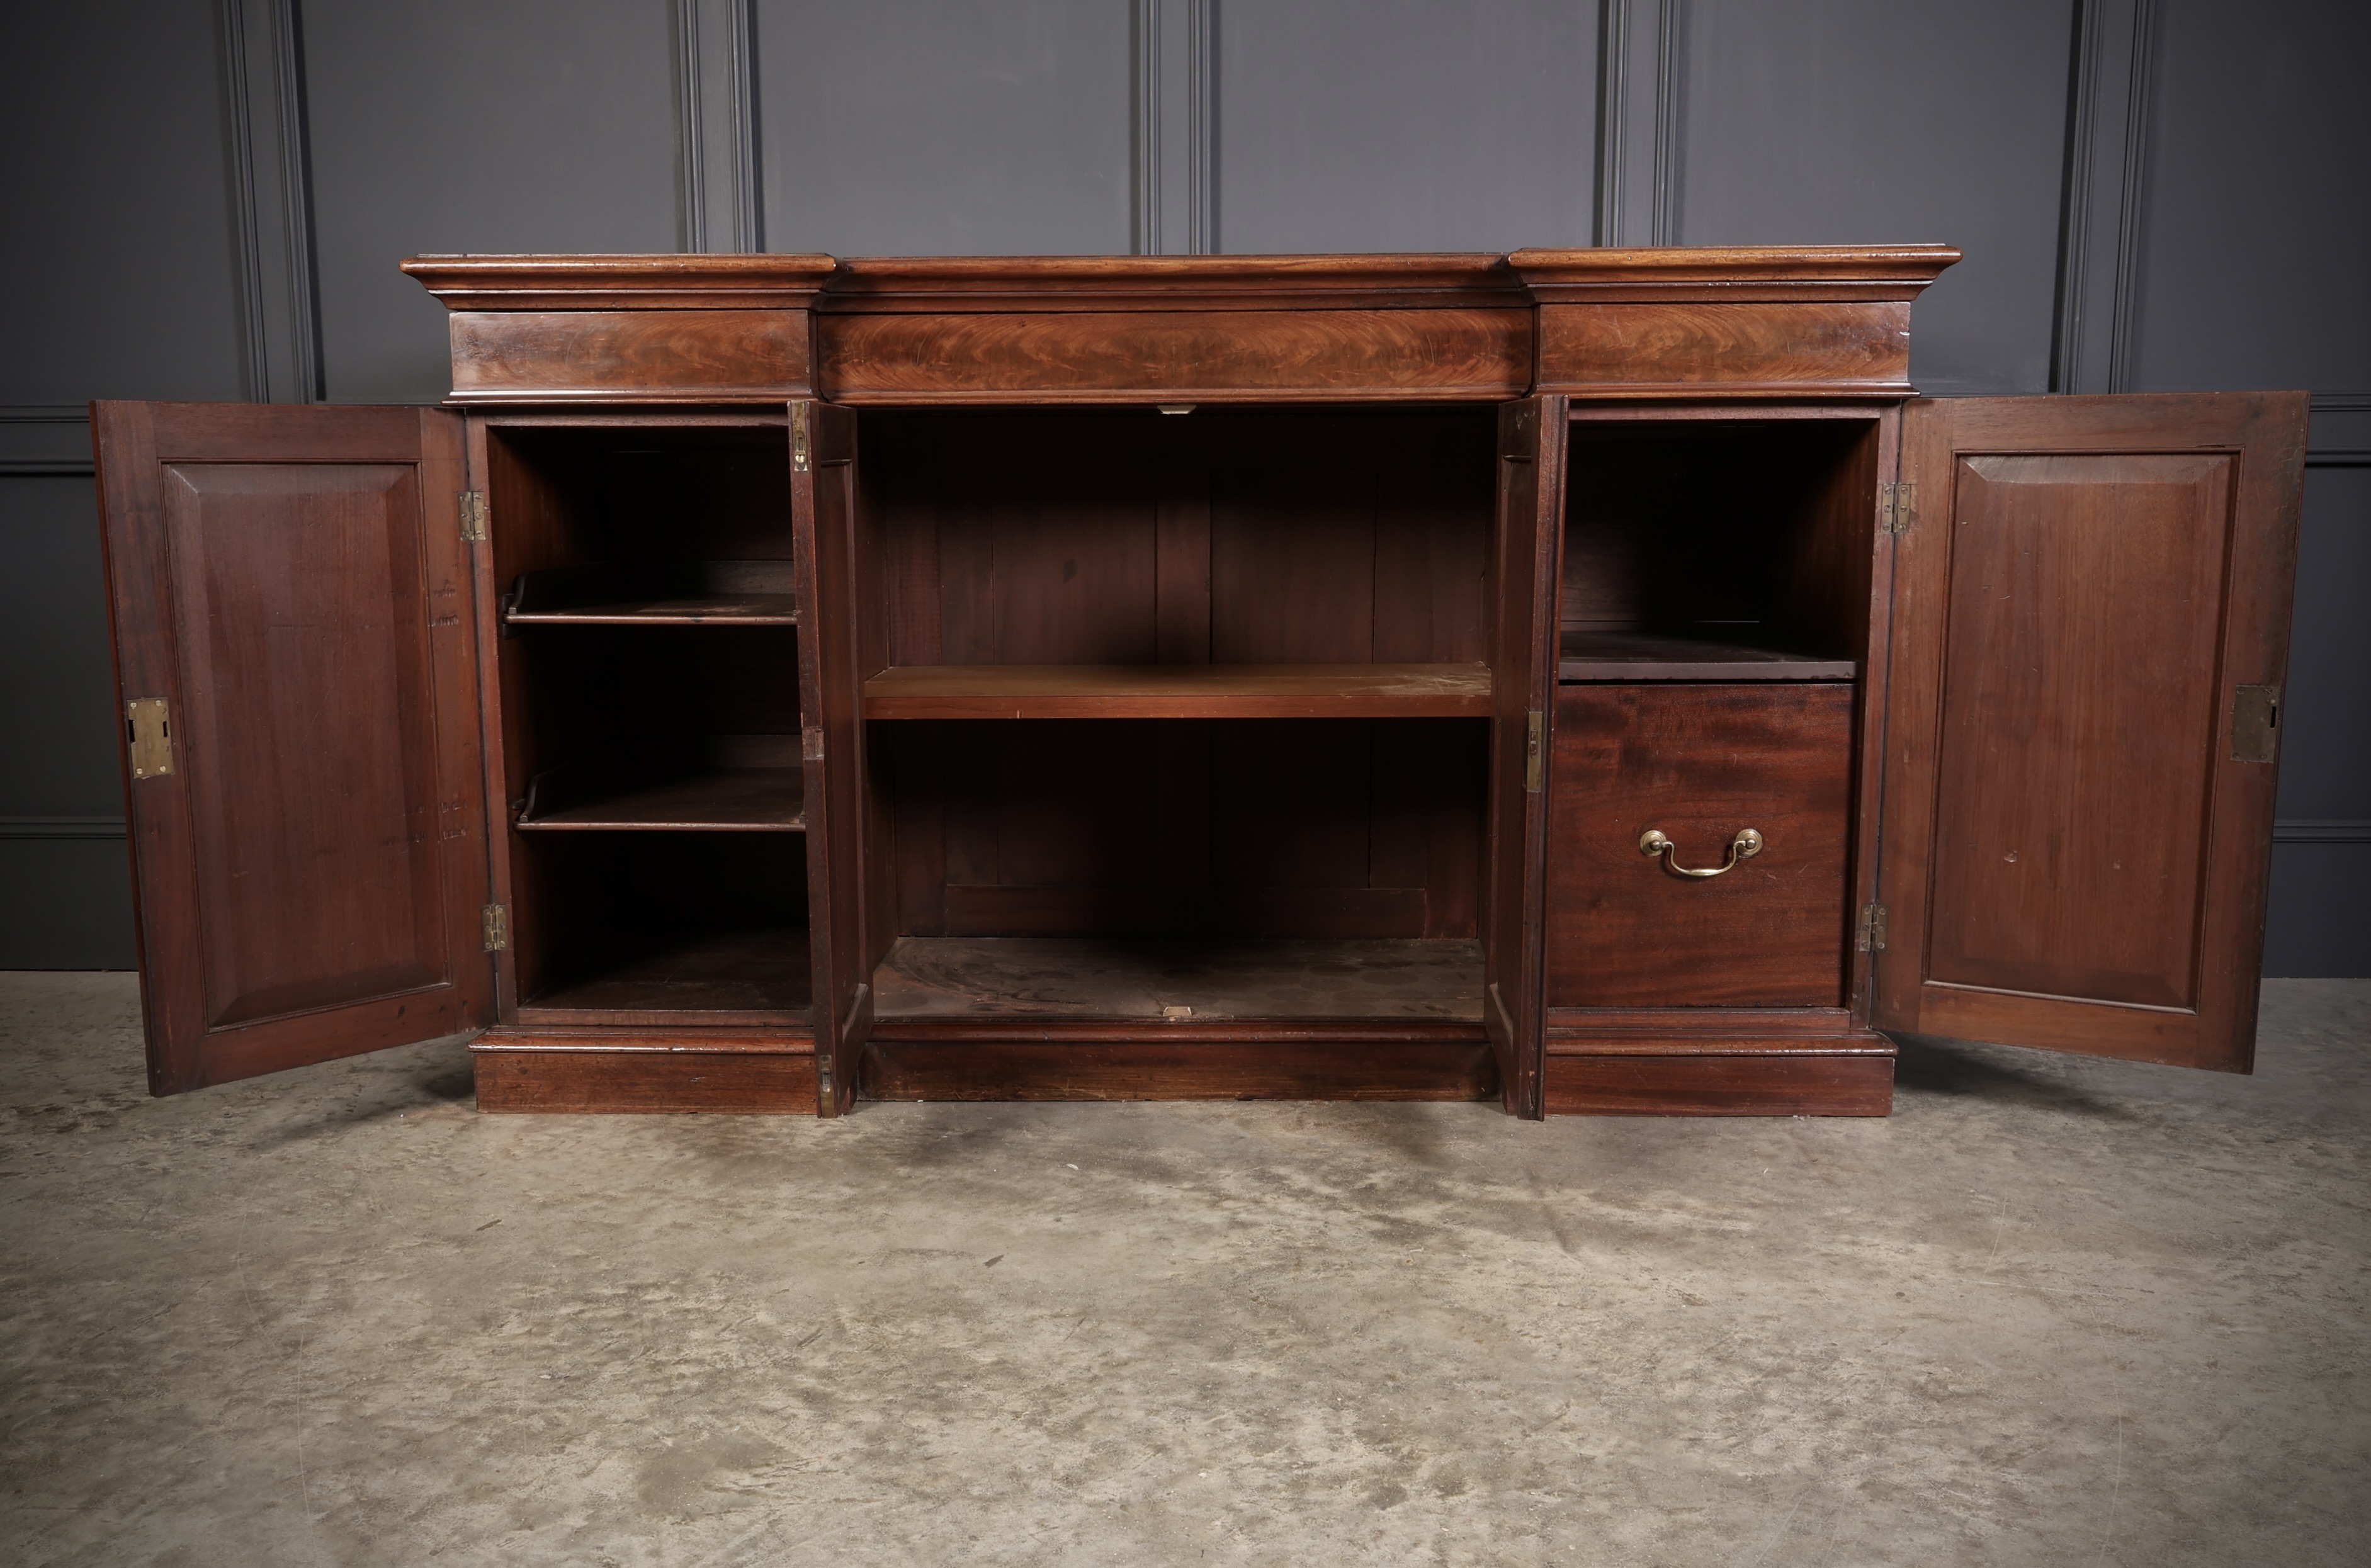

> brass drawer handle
[1638,826,1763,878]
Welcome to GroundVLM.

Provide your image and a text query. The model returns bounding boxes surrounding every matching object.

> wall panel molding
[1133,0,1215,254]
[2051,0,2155,394]
[2307,392,2371,465]
[0,818,125,842]
[220,0,322,402]
[0,407,94,477]
[677,0,761,252]
[1596,0,1681,247]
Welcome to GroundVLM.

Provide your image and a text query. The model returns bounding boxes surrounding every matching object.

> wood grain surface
[1546,684,1854,1008]
[822,308,1529,403]
[472,1026,819,1114]
[1874,392,2309,1071]
[92,402,494,1094]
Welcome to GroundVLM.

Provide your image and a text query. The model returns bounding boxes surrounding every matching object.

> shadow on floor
[1889,1033,2135,1119]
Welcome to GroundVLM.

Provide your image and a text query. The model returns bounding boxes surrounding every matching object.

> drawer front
[1547,684,1853,1007]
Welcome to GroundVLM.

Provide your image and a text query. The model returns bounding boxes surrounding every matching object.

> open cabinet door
[91,401,496,1093]
[1483,397,1567,1116]
[1873,392,2309,1070]
[790,400,873,1114]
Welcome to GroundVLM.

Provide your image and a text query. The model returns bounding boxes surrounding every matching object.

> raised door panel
[1875,393,2309,1069]
[92,402,494,1093]
[1483,397,1566,1115]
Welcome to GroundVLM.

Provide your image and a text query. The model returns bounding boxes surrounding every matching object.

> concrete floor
[2,974,2367,1567]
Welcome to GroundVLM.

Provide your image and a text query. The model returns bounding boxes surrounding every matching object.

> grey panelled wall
[0,0,2363,976]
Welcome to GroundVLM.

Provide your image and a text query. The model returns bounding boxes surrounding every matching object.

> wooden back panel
[867,410,1495,940]
[91,402,494,1091]
[1876,392,2309,1069]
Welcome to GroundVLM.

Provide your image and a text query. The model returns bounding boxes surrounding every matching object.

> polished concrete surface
[2,972,2366,1566]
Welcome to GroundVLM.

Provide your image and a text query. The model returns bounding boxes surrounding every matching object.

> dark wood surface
[793,399,876,1114]
[863,662,1491,718]
[1558,631,1856,682]
[92,401,495,1094]
[1874,392,2309,1071]
[507,594,799,626]
[473,1026,819,1114]
[823,308,1529,405]
[1546,684,1853,1008]
[526,924,812,1015]
[867,409,1493,945]
[1509,245,1959,401]
[503,559,800,624]
[861,1036,1497,1102]
[873,936,1483,1021]
[1542,1052,1891,1115]
[514,765,805,831]
[404,253,835,407]
[1480,398,1565,1117]
[399,248,1961,407]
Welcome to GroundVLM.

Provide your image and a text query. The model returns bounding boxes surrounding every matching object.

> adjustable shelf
[502,561,799,626]
[862,662,1493,719]
[1558,631,1856,683]
[515,739,806,832]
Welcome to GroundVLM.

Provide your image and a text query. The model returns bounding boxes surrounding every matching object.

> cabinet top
[399,245,1964,407]
[404,245,1960,311]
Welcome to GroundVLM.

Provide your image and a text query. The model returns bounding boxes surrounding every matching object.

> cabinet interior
[1560,417,1880,682]
[484,420,810,1021]
[855,407,1497,1024]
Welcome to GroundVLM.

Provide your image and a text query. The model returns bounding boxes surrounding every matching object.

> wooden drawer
[1546,684,1853,1007]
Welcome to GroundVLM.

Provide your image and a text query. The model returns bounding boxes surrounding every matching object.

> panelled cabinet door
[1483,396,1567,1116]
[789,400,872,1114]
[91,401,497,1093]
[1874,392,2309,1071]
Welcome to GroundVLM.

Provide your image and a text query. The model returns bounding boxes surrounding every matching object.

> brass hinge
[1879,482,1916,534]
[1524,709,1544,794]
[125,697,173,779]
[791,403,811,472]
[1857,901,1890,952]
[482,904,508,951]
[458,490,489,542]
[2231,684,2280,762]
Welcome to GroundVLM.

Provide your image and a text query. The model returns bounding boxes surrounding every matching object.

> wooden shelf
[1558,631,1856,683]
[526,925,813,1016]
[516,766,805,832]
[502,561,798,626]
[873,935,1485,1023]
[506,593,798,626]
[863,662,1493,719]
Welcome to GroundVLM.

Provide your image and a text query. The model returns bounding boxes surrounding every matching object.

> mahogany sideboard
[89,247,2308,1117]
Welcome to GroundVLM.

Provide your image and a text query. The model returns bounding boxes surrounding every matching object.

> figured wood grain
[1546,684,1853,1007]
[1537,303,1914,398]
[863,662,1491,718]
[822,309,1529,403]
[446,310,815,403]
